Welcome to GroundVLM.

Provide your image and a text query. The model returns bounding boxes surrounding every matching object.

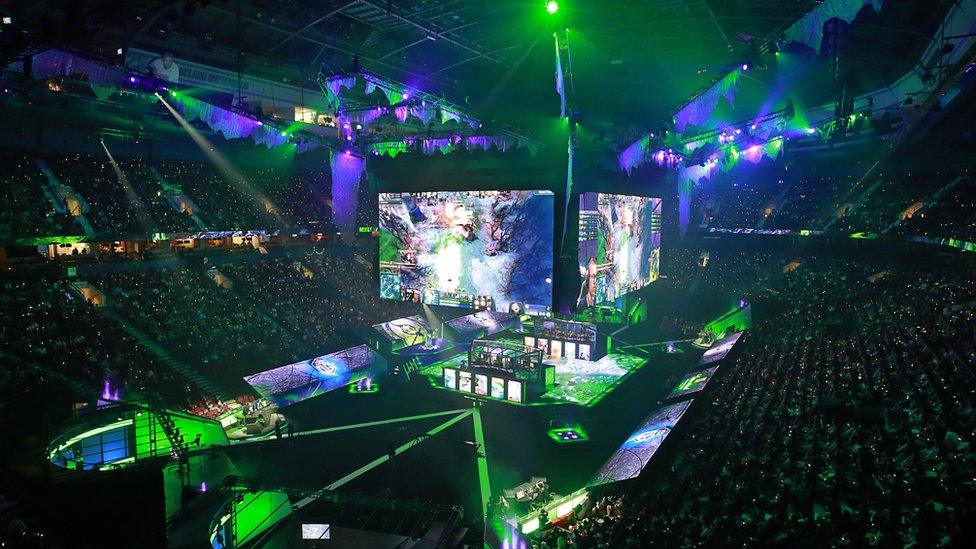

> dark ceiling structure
[1,1,957,135]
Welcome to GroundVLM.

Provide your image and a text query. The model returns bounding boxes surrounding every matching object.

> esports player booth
[525,318,606,362]
[442,339,552,404]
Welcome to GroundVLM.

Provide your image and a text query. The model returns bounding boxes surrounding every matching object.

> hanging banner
[674,70,741,133]
[31,50,127,100]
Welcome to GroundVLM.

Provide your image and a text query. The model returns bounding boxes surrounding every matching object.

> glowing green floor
[417,348,647,407]
[540,353,646,405]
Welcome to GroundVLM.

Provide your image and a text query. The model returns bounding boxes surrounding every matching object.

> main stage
[203,317,704,546]
[418,349,649,407]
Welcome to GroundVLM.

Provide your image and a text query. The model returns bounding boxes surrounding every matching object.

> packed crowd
[0,153,78,238]
[690,160,974,241]
[0,276,212,411]
[663,248,779,297]
[546,258,976,547]
[222,249,415,353]
[0,150,338,239]
[95,265,314,380]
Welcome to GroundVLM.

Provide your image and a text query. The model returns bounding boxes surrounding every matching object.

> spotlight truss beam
[375,21,481,62]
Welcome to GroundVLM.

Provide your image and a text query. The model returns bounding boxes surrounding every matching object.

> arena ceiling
[3,1,957,135]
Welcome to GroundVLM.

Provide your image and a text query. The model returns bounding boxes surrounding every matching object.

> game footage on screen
[379,191,554,312]
[578,193,662,307]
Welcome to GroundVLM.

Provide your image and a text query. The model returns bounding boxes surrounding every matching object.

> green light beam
[471,406,492,525]
[293,410,473,509]
[232,408,471,445]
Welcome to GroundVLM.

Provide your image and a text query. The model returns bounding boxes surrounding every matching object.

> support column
[331,150,365,241]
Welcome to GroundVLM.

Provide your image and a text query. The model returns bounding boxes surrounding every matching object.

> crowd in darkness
[0,278,202,412]
[0,153,77,238]
[0,150,336,238]
[222,249,416,352]
[690,160,974,241]
[96,265,314,379]
[0,276,209,546]
[2,147,973,245]
[543,256,976,548]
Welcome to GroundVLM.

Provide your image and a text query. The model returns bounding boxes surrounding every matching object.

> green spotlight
[546,1,559,15]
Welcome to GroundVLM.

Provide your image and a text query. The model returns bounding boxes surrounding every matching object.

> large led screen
[379,191,554,312]
[588,399,691,486]
[697,331,743,367]
[578,193,662,307]
[244,345,386,407]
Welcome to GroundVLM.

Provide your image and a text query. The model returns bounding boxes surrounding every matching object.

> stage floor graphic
[418,349,647,407]
[539,353,645,406]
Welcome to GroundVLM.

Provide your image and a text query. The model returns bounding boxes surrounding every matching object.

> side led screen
[667,366,718,400]
[697,332,743,367]
[589,399,691,486]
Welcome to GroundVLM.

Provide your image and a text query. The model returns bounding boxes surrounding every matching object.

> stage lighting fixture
[741,62,750,71]
[546,1,559,15]
[2,16,12,25]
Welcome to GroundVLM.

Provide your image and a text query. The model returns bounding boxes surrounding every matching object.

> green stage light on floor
[546,1,559,15]
[547,425,589,444]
